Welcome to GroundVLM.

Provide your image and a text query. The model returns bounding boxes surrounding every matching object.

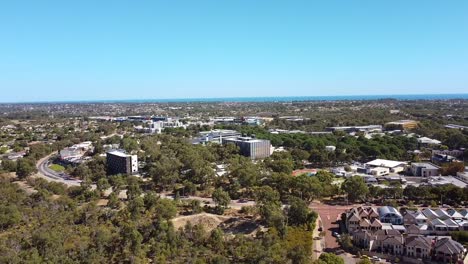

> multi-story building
[222,136,271,159]
[106,150,138,175]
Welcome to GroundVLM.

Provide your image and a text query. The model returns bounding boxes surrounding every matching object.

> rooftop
[366,159,406,168]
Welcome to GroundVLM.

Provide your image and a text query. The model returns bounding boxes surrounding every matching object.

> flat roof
[107,150,131,158]
[366,159,406,168]
[412,162,440,170]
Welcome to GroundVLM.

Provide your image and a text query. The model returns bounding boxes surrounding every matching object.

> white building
[365,159,407,173]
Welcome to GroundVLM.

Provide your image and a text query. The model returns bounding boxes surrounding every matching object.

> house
[410,162,440,177]
[405,235,432,260]
[430,219,447,232]
[446,209,464,220]
[433,237,465,263]
[353,230,373,250]
[380,236,405,255]
[403,210,428,226]
[422,208,439,220]
[378,206,404,225]
[459,209,468,219]
[434,209,451,220]
[443,219,459,231]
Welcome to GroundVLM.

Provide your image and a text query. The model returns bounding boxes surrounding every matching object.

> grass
[49,164,65,172]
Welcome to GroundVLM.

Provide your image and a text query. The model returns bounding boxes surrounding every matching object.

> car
[332,232,339,237]
[371,256,381,262]
[335,249,345,255]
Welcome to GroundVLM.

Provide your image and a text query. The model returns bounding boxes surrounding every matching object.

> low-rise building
[365,159,406,173]
[410,162,440,177]
[385,120,419,130]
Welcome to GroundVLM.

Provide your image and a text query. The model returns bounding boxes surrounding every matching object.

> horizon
[2,92,468,104]
[1,1,468,102]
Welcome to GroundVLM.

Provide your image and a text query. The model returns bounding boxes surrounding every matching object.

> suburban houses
[346,206,468,263]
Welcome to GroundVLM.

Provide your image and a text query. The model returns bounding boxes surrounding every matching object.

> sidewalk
[312,215,324,260]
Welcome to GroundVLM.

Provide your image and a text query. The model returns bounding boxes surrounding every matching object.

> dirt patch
[219,217,261,236]
[13,180,38,195]
[96,199,109,206]
[172,213,231,231]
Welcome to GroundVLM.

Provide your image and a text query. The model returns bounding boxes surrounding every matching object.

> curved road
[36,153,82,186]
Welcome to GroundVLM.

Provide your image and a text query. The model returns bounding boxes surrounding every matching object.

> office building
[222,136,271,159]
[106,150,138,175]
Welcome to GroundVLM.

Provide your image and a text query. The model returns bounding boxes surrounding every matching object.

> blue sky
[1,0,467,102]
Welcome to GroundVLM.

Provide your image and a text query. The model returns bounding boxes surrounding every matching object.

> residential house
[403,210,428,226]
[405,235,432,260]
[433,237,465,263]
[378,206,404,225]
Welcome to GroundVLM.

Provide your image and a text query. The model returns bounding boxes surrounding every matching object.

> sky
[1,0,468,102]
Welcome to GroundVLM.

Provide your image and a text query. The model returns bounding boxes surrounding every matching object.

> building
[365,159,407,173]
[410,162,440,177]
[417,137,441,146]
[378,206,404,225]
[325,145,336,152]
[106,150,138,175]
[456,167,468,183]
[222,136,271,159]
[433,237,465,263]
[326,125,383,133]
[192,129,241,144]
[405,236,432,260]
[385,120,419,130]
[346,205,468,262]
[444,124,468,130]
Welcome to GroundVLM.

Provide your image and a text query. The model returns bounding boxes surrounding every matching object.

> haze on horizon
[1,0,468,103]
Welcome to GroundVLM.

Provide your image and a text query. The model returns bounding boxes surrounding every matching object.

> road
[36,153,82,186]
[310,202,353,251]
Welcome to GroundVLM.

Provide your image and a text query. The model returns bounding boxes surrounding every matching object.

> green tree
[342,176,369,202]
[212,188,231,214]
[319,252,345,264]
[16,158,37,179]
[0,204,21,229]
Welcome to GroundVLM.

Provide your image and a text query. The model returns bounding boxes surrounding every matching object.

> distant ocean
[6,93,468,104]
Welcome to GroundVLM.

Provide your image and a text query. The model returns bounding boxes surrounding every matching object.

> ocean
[6,93,468,104]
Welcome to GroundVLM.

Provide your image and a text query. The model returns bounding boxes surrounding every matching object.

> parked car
[371,256,381,262]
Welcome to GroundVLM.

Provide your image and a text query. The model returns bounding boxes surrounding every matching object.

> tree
[318,253,344,264]
[287,197,315,227]
[0,205,21,229]
[212,188,231,214]
[441,162,464,176]
[154,199,177,220]
[358,258,372,264]
[16,158,37,179]
[96,178,110,196]
[342,176,369,203]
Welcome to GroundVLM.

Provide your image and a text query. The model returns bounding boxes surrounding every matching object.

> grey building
[106,150,138,175]
[222,136,271,159]
[411,162,440,177]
